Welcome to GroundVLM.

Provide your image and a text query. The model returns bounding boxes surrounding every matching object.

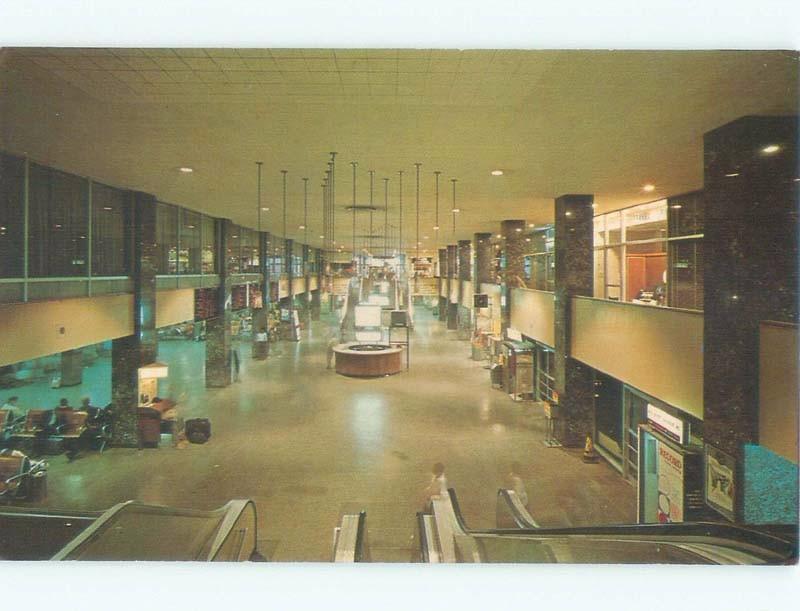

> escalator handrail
[449,488,795,561]
[207,499,259,561]
[416,512,430,563]
[497,488,540,529]
[353,510,367,563]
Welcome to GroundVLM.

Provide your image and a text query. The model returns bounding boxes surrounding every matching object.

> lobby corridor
[38,307,636,562]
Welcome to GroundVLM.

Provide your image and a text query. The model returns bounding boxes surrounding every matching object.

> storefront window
[201,215,216,274]
[525,226,554,292]
[535,346,555,403]
[226,224,242,274]
[28,164,88,277]
[668,191,704,310]
[155,202,179,274]
[239,228,259,273]
[179,209,201,274]
[270,236,285,276]
[0,153,26,278]
[594,372,623,464]
[91,182,130,276]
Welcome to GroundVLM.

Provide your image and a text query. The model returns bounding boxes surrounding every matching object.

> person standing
[326,333,339,369]
[232,347,241,382]
[422,462,448,510]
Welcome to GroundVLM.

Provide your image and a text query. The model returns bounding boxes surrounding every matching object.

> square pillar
[60,349,83,387]
[473,232,494,287]
[703,115,798,519]
[111,190,158,447]
[446,244,458,330]
[311,248,322,320]
[438,247,448,321]
[500,220,526,331]
[553,195,594,447]
[206,218,232,388]
[457,239,472,339]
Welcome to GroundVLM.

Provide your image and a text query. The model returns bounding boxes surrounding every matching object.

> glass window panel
[0,153,26,278]
[593,248,605,298]
[668,191,704,237]
[605,211,622,245]
[593,215,605,248]
[180,209,201,274]
[28,164,88,277]
[155,202,178,274]
[226,224,241,274]
[605,245,623,301]
[91,182,129,276]
[668,238,703,310]
[626,241,667,303]
[201,215,216,274]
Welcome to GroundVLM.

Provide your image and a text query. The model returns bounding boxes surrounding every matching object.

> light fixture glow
[762,144,781,154]
[261,207,270,211]
[528,223,535,228]
[670,204,682,210]
[433,225,440,231]
[725,172,740,178]
[178,167,193,173]
[642,184,656,192]
[491,169,504,176]
[515,227,522,232]
[495,234,502,238]
[451,208,460,213]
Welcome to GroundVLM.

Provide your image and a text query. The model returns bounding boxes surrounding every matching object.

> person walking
[326,333,339,369]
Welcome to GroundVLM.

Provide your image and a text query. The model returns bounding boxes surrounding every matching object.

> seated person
[53,398,74,426]
[2,396,19,411]
[80,396,101,422]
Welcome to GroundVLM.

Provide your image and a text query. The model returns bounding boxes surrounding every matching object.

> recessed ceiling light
[642,184,656,192]
[299,225,306,230]
[762,144,781,154]
[319,235,325,239]
[528,223,535,228]
[178,167,193,173]
[491,170,504,176]
[433,225,440,231]
[565,211,573,217]
[261,207,270,211]
[423,235,429,239]
[670,204,683,210]
[451,208,460,213]
[515,227,522,232]
[591,204,598,209]
[525,238,531,242]
[725,172,740,178]
[103,206,113,211]
[495,234,502,238]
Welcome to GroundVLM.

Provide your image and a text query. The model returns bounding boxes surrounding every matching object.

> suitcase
[185,418,211,444]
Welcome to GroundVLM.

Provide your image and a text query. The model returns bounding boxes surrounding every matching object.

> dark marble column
[285,238,295,309]
[302,243,312,323]
[703,116,798,516]
[474,232,494,287]
[259,231,270,308]
[446,244,458,330]
[553,195,595,447]
[205,218,232,388]
[311,248,322,320]
[111,190,158,447]
[60,349,83,387]
[438,247,448,321]
[457,239,472,338]
[500,220,527,331]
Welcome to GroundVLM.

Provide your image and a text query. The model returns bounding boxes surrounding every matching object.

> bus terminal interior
[0,47,798,565]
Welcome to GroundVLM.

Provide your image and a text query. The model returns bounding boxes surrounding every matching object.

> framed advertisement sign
[657,442,684,523]
[705,444,736,521]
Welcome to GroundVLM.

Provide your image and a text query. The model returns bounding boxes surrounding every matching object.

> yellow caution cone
[582,433,600,463]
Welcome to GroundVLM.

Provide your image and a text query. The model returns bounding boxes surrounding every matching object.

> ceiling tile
[275,58,307,72]
[333,49,369,59]
[368,72,398,85]
[173,48,210,58]
[367,58,397,72]
[152,56,190,71]
[90,56,133,71]
[245,71,285,83]
[243,57,279,71]
[141,71,175,84]
[111,70,148,83]
[214,58,250,71]
[366,49,399,59]
[236,49,273,58]
[142,48,179,58]
[270,49,306,59]
[301,49,335,59]
[204,48,240,58]
[110,48,147,57]
[303,58,337,71]
[369,83,395,96]
[396,58,429,73]
[305,72,341,85]
[341,83,371,96]
[336,58,369,72]
[197,71,230,84]
[182,57,219,71]
[31,56,69,71]
[59,56,102,70]
[122,56,162,70]
[339,72,368,84]
[429,59,460,73]
[166,71,202,83]
[429,50,461,60]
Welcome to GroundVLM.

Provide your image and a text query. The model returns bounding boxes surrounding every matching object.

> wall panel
[510,288,555,347]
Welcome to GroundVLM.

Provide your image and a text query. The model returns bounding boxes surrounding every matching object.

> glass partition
[240,227,259,273]
[92,182,130,276]
[201,215,216,274]
[0,153,25,278]
[179,209,201,274]
[28,164,88,277]
[155,202,179,274]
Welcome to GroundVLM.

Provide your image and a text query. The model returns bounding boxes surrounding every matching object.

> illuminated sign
[647,403,687,444]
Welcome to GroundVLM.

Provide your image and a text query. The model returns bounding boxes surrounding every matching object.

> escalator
[1,499,260,561]
[332,511,369,562]
[418,489,797,565]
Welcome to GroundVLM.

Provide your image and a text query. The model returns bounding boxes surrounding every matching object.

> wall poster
[705,444,736,520]
[657,441,684,523]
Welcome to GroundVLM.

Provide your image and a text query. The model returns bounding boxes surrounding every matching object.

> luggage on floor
[186,418,211,444]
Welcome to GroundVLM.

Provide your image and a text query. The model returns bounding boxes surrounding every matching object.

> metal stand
[388,324,410,370]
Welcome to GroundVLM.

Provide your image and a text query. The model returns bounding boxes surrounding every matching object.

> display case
[500,341,535,400]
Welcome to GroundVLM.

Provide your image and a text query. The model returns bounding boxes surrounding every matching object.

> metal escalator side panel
[496,489,540,529]
[416,513,441,563]
[50,500,136,560]
[333,512,366,562]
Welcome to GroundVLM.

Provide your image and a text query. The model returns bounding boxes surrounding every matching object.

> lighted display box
[138,362,169,406]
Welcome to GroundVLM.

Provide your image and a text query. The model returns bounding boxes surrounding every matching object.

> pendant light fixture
[302,177,308,244]
[433,170,441,235]
[398,170,404,256]
[329,152,337,248]
[256,161,264,232]
[351,161,357,264]
[415,162,421,266]
[368,170,375,257]
[451,178,458,236]
[281,169,288,239]
[383,177,389,258]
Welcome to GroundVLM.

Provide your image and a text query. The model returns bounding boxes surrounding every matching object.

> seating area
[0,407,111,461]
[0,449,47,502]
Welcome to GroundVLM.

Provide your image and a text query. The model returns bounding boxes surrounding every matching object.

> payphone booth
[637,406,706,524]
[499,341,535,401]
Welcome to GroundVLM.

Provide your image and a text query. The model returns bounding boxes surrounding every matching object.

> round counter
[333,343,404,377]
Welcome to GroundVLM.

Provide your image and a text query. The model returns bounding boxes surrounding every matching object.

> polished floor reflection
[34,308,635,561]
